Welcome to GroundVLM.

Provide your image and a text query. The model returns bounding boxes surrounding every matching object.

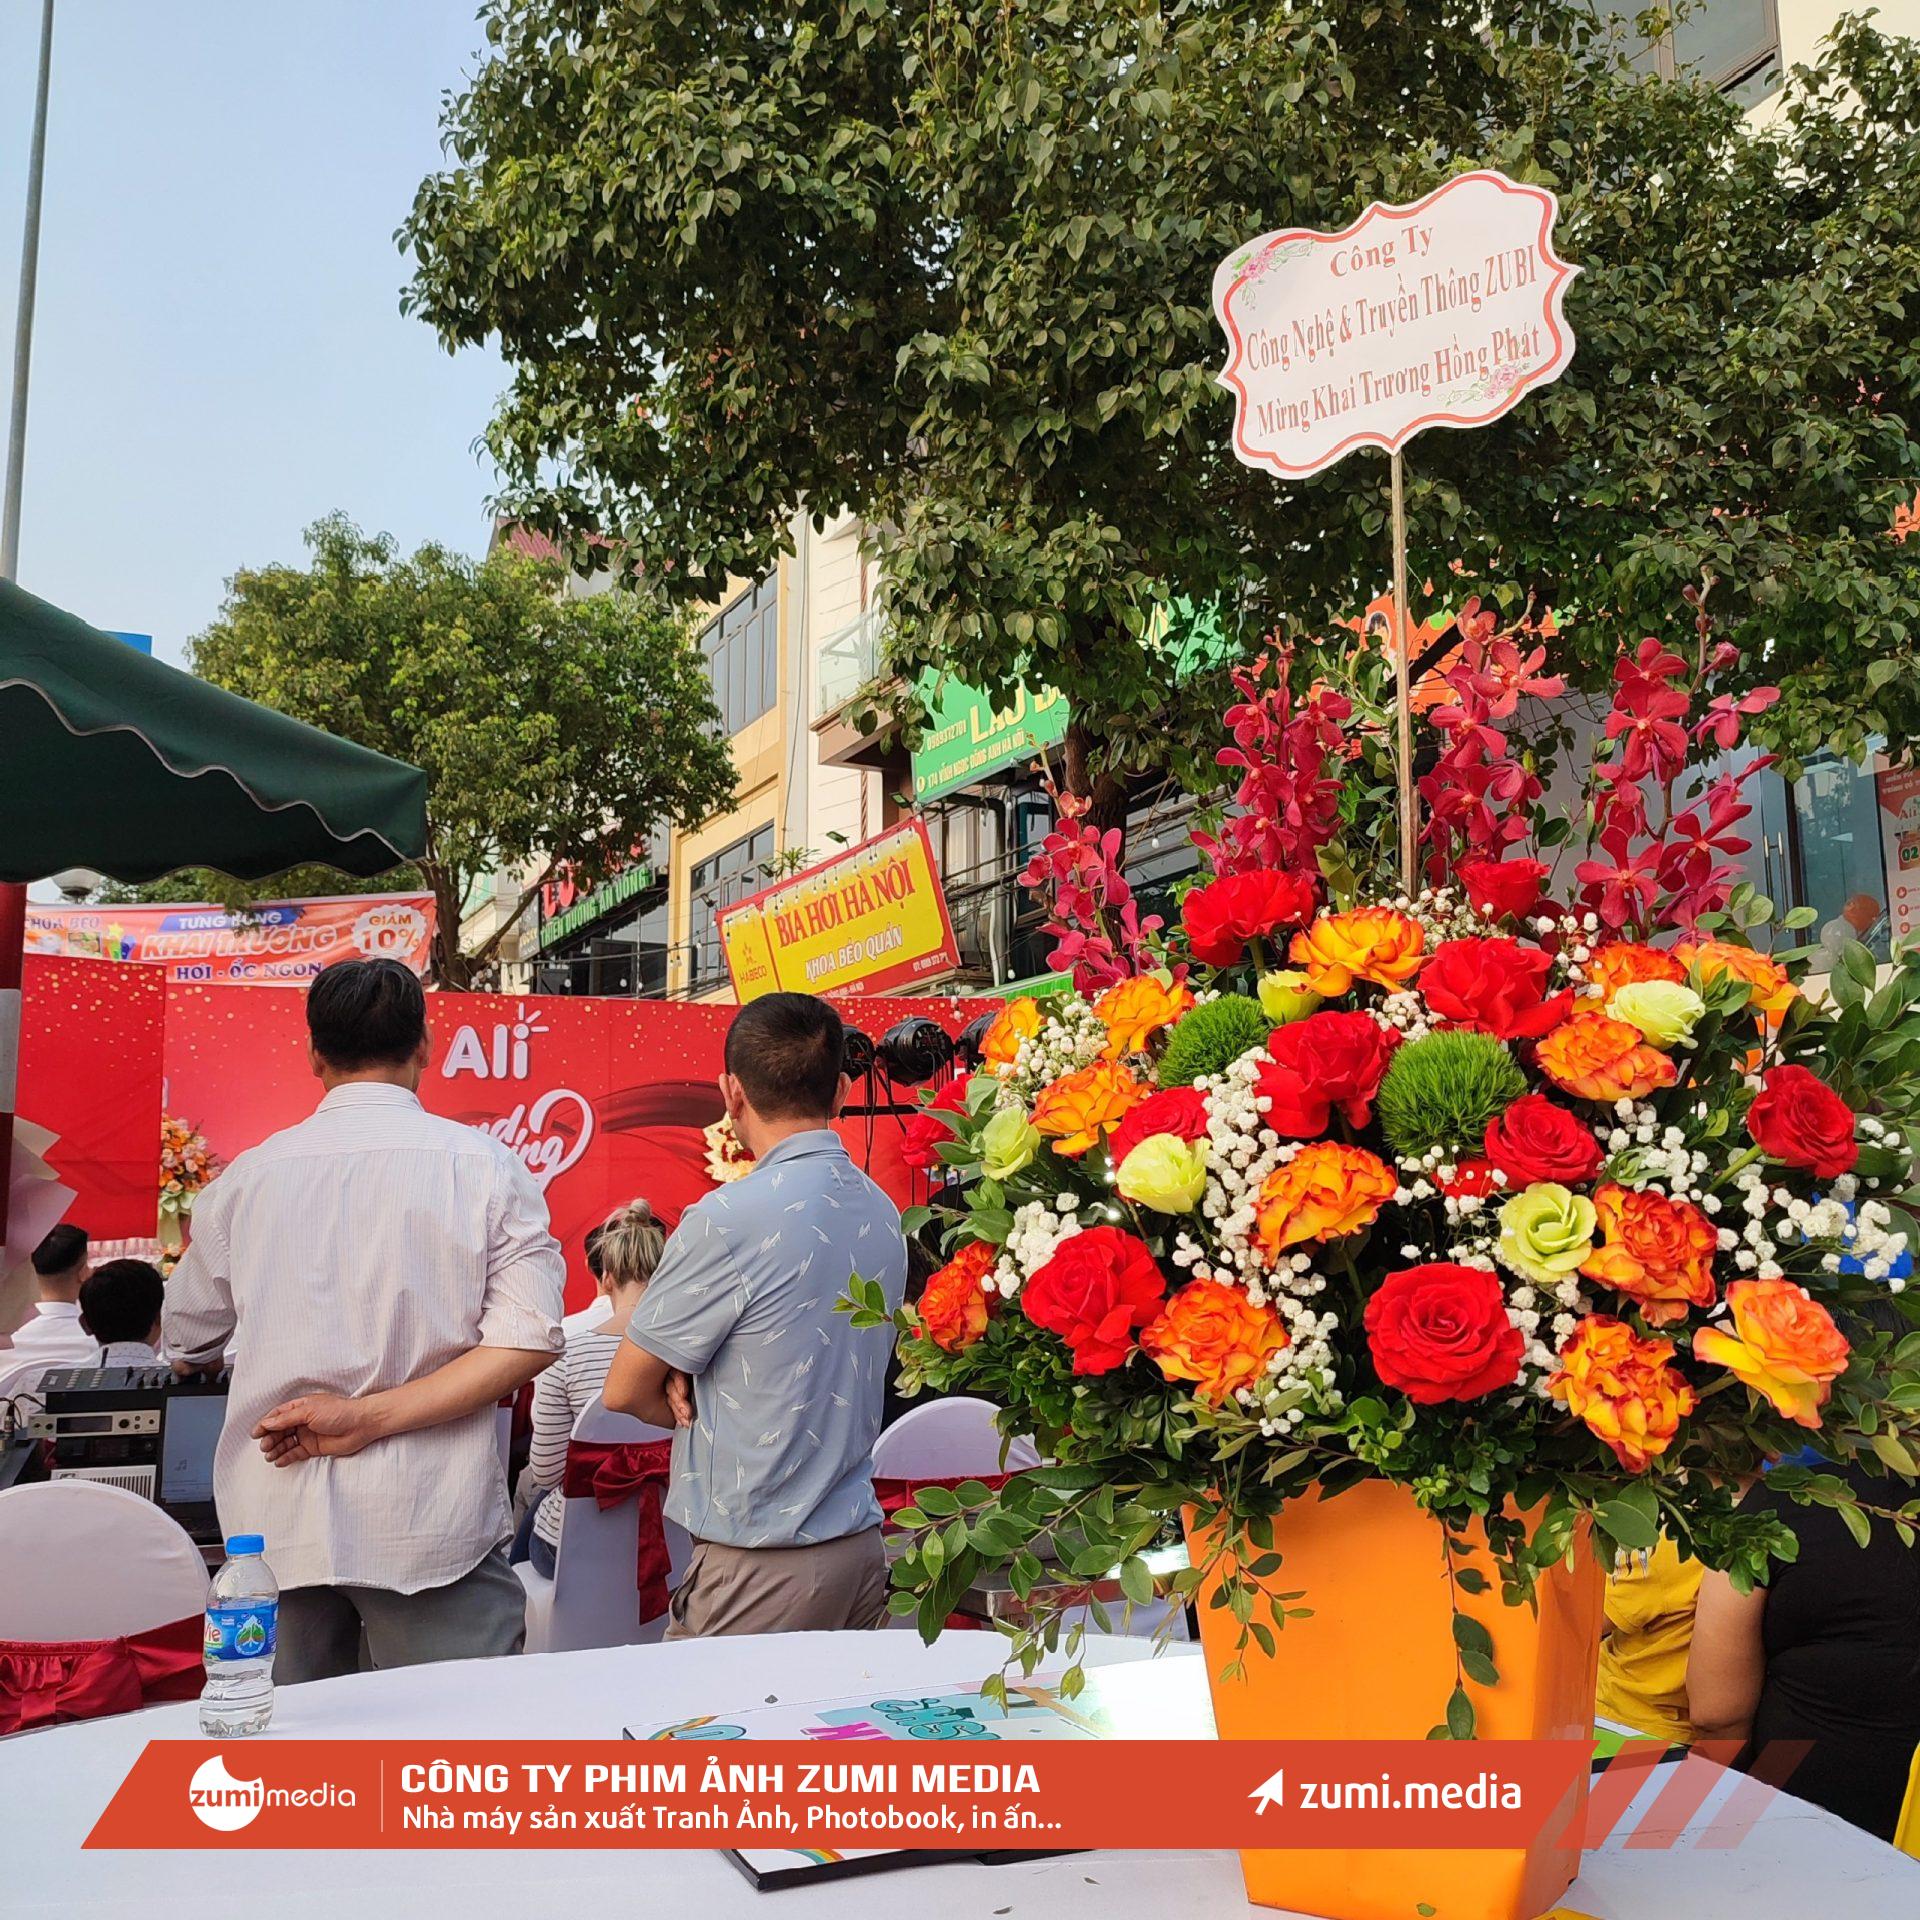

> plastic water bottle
[200,1534,279,1736]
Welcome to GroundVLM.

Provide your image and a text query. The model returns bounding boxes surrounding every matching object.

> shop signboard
[23,892,435,984]
[1874,757,1920,943]
[718,820,961,1001]
[910,672,1069,803]
[538,861,657,949]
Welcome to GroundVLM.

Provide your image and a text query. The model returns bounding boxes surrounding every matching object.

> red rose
[1255,1010,1398,1138]
[1108,1085,1211,1168]
[1483,1092,1603,1188]
[1181,869,1320,968]
[1364,1262,1525,1404]
[900,1079,971,1173]
[1441,1157,1501,1198]
[1421,936,1573,1041]
[1022,1225,1168,1374]
[1456,857,1549,923]
[1747,1065,1859,1179]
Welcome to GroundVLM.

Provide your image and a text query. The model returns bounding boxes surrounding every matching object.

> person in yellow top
[1595,1534,1703,1743]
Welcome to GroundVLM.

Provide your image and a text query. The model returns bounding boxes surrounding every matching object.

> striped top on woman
[521,1198,666,1555]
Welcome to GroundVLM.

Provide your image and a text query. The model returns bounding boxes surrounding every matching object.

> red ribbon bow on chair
[562,1438,675,1624]
[0,1614,204,1735]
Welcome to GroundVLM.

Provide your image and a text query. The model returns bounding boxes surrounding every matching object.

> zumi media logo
[187,1753,357,1832]
[188,1755,264,1831]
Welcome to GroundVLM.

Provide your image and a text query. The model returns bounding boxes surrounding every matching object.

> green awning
[0,578,428,883]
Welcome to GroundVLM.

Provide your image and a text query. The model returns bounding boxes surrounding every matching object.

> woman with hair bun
[512,1199,666,1577]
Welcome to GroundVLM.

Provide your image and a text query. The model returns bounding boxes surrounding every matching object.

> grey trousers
[276,1544,525,1683]
[664,1527,889,1640]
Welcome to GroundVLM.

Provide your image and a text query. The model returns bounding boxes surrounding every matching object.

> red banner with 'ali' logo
[160,982,978,1308]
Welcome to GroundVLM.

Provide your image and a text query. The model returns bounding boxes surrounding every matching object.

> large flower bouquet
[853,606,1920,1724]
[158,1112,220,1255]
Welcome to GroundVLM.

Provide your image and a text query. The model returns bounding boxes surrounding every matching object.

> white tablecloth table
[9,1632,1916,1918]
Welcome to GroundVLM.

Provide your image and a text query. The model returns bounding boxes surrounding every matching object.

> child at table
[512,1200,665,1578]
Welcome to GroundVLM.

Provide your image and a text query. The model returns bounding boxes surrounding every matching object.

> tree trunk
[1061,715,1132,839]
[426,863,474,990]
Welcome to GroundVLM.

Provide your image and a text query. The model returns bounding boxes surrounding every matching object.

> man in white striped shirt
[165,960,565,1681]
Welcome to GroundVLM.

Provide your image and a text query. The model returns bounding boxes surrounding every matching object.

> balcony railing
[814,606,889,722]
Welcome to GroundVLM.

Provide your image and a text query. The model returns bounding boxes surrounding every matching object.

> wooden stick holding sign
[1211,168,1580,891]
[1388,446,1415,890]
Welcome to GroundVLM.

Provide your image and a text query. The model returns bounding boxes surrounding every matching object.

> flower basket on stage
[157,1113,219,1254]
[849,608,1920,1920]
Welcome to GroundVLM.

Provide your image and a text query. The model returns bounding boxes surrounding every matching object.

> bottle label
[204,1601,277,1662]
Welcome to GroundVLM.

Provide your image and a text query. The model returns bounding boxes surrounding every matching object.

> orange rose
[1537,1012,1678,1102]
[1031,1059,1147,1156]
[917,1241,997,1352]
[982,995,1043,1071]
[1580,1183,1717,1325]
[1694,1278,1851,1429]
[1094,974,1196,1060]
[1675,938,1797,1028]
[1586,941,1686,1001]
[1254,1142,1398,1257]
[1290,907,1426,995]
[1548,1315,1696,1471]
[1141,1280,1290,1402]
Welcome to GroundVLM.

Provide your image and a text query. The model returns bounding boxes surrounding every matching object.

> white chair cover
[871,1399,1186,1642]
[871,1396,1040,1479]
[0,1479,208,1640]
[514,1398,691,1656]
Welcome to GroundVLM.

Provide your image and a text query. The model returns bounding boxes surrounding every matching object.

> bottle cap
[225,1533,265,1556]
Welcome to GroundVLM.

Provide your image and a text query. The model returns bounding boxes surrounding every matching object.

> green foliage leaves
[407,4,1920,802]
[190,516,734,982]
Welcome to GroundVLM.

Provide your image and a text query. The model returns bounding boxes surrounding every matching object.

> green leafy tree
[404,2,1920,828]
[186,514,735,986]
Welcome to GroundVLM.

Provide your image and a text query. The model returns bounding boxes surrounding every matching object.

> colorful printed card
[626,1674,1112,1889]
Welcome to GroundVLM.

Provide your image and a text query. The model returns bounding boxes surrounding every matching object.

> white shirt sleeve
[477,1153,566,1353]
[163,1180,236,1363]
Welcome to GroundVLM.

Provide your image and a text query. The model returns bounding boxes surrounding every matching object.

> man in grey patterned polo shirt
[605,992,907,1636]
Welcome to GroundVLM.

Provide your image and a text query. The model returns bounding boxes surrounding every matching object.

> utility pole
[0,0,56,1244]
[1,0,55,579]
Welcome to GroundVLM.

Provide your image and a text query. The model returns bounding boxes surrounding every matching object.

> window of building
[1792,750,1895,965]
[1597,0,1781,100]
[699,577,779,738]
[687,824,776,992]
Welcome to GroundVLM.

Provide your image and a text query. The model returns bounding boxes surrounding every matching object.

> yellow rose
[1693,1278,1851,1429]
[982,995,1043,1071]
[978,1107,1041,1181]
[1498,1182,1599,1286]
[1607,979,1705,1049]
[1117,1134,1209,1213]
[1258,968,1325,1025]
[1289,907,1425,996]
[1094,973,1195,1059]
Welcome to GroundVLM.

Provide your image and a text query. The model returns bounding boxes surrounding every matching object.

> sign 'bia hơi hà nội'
[718,820,962,1002]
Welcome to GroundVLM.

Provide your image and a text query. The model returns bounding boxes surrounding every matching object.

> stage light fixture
[878,1017,954,1086]
[840,1027,876,1079]
[956,1010,997,1067]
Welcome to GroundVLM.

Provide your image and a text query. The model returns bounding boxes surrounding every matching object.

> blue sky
[0,0,506,666]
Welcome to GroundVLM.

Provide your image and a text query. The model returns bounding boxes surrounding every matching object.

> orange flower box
[1188,1479,1603,1920]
